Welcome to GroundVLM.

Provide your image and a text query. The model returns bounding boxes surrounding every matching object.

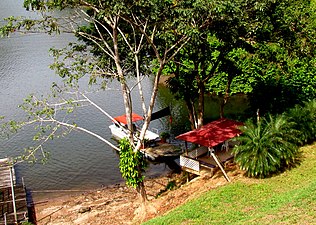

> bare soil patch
[34,162,244,224]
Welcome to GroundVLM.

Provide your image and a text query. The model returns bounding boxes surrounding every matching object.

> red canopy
[176,118,243,147]
[113,113,144,125]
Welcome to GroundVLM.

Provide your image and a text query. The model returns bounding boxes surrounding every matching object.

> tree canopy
[165,0,316,128]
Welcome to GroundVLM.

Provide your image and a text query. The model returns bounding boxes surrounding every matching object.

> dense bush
[246,59,316,117]
[247,77,299,116]
[286,99,316,145]
[233,115,300,178]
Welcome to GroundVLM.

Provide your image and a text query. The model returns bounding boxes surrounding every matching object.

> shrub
[286,99,316,145]
[160,131,170,139]
[233,114,300,178]
[118,138,147,188]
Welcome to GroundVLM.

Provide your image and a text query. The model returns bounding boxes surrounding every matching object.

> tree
[0,0,190,204]
[166,0,246,129]
[246,55,316,116]
[244,0,316,115]
[166,0,316,129]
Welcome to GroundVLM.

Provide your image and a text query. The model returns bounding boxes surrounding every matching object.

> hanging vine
[118,138,147,189]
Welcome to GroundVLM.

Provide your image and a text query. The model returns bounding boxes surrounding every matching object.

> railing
[180,155,200,172]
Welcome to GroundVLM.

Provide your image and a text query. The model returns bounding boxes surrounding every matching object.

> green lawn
[144,143,316,225]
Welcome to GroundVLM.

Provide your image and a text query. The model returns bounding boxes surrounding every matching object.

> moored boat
[109,113,160,143]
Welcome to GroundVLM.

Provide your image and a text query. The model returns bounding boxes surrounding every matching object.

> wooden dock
[0,158,28,225]
[0,159,15,189]
[141,142,183,161]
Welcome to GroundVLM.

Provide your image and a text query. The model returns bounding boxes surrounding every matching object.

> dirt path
[34,162,243,224]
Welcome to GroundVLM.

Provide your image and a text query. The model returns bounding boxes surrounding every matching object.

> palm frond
[233,114,300,178]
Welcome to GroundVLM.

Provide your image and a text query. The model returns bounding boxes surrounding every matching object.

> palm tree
[232,114,299,178]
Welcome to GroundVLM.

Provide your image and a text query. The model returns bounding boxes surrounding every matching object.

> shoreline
[25,159,174,203]
[29,165,173,203]
[29,181,127,204]
[33,161,241,224]
[33,172,177,224]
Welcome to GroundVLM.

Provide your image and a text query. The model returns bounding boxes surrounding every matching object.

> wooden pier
[0,159,15,189]
[0,158,28,225]
[140,142,183,161]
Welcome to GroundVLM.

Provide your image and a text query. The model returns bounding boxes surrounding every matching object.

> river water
[0,0,173,194]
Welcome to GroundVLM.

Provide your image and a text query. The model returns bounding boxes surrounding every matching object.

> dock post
[209,147,231,182]
[4,213,7,225]
[22,177,25,189]
[9,166,18,223]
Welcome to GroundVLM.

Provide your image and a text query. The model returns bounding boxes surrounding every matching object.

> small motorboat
[109,113,160,143]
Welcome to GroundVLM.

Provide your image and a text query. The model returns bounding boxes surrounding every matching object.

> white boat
[109,113,160,142]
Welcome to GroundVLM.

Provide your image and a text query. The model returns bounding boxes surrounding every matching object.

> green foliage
[21,222,34,225]
[247,77,298,116]
[286,99,316,145]
[246,55,316,116]
[159,131,170,139]
[164,0,252,127]
[118,138,147,189]
[0,14,60,37]
[49,44,99,85]
[164,0,316,126]
[233,114,300,178]
[155,180,177,198]
[244,0,316,116]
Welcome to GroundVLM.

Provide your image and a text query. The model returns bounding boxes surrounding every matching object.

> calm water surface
[0,0,172,195]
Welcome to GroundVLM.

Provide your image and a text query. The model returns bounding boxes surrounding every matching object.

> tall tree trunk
[135,54,147,116]
[135,63,164,150]
[112,18,134,143]
[136,180,147,203]
[184,98,197,130]
[197,81,205,128]
[113,19,146,204]
[219,97,225,119]
[196,59,204,128]
[219,75,232,118]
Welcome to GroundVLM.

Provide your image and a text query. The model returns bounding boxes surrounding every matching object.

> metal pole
[209,148,231,182]
[185,141,188,155]
[4,213,7,225]
[22,177,25,189]
[9,166,18,223]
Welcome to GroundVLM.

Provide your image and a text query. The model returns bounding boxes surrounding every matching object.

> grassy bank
[144,143,316,224]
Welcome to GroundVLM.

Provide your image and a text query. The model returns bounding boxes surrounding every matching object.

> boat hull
[109,124,160,142]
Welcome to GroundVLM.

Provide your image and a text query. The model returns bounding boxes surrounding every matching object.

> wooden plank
[181,166,201,176]
[0,186,28,225]
[0,158,16,188]
[0,159,28,225]
[0,211,28,225]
